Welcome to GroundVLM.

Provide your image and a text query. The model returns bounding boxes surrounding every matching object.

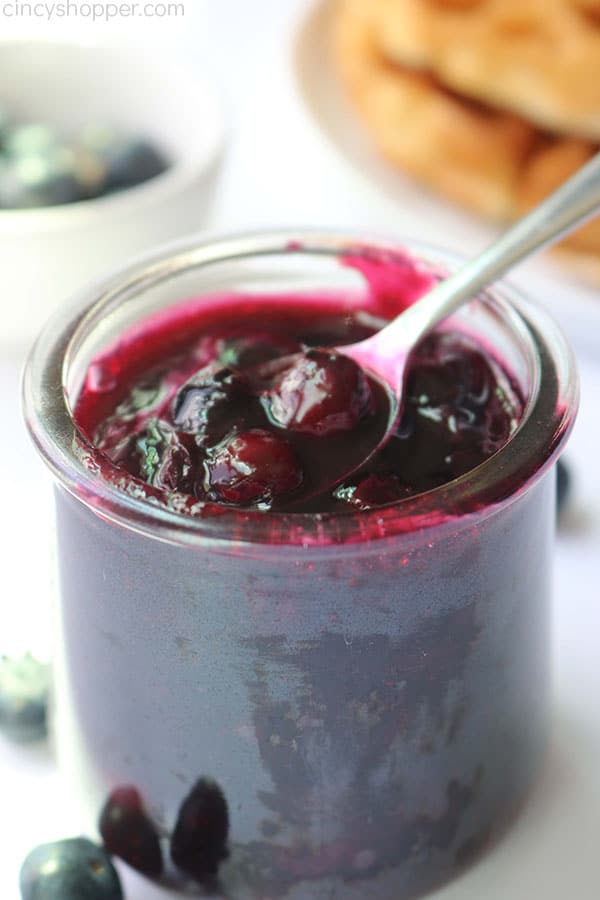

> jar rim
[22,229,579,548]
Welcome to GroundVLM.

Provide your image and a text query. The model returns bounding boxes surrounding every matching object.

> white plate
[291,0,600,359]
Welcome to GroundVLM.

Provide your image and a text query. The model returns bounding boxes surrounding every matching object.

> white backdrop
[1,2,599,898]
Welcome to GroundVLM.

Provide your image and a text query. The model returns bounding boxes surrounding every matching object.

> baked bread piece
[332,0,600,263]
[357,0,600,140]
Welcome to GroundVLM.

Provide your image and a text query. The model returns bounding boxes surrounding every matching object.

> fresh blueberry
[19,838,123,900]
[3,123,61,159]
[0,653,49,743]
[0,106,12,151]
[0,150,84,209]
[0,120,167,207]
[99,785,163,878]
[204,429,303,506]
[170,778,229,882]
[100,137,168,191]
[266,349,373,436]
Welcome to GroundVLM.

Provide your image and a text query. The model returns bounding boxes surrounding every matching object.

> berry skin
[335,474,412,510]
[217,331,300,371]
[19,838,123,900]
[204,429,303,506]
[0,653,49,743]
[266,349,373,436]
[151,431,196,493]
[170,778,229,882]
[109,419,196,494]
[172,366,238,446]
[99,786,163,878]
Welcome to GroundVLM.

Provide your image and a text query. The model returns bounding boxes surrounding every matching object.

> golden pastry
[332,0,600,264]
[356,0,600,140]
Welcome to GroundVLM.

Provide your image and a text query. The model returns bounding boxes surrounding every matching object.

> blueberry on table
[99,785,163,877]
[19,838,123,900]
[170,778,230,882]
[0,653,49,743]
[266,349,374,436]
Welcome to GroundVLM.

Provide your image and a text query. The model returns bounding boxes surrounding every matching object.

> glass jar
[23,231,578,899]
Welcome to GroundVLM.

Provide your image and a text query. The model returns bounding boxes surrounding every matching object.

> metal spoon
[332,151,600,465]
[236,153,600,505]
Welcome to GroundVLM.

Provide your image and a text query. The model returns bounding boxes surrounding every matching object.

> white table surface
[1,2,600,898]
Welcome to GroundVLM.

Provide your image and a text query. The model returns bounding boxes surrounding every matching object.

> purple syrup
[74,292,522,514]
[51,257,556,899]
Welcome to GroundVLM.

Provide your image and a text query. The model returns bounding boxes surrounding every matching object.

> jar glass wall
[23,231,578,899]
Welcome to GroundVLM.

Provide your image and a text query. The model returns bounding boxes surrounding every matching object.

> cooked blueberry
[139,420,187,483]
[405,338,514,446]
[0,653,49,743]
[153,435,196,494]
[412,336,493,407]
[217,331,300,371]
[99,785,163,878]
[20,838,123,900]
[556,458,571,514]
[76,303,523,513]
[170,778,229,882]
[105,419,197,493]
[266,349,373,436]
[204,429,303,506]
[335,473,412,509]
[172,366,239,445]
[406,360,463,409]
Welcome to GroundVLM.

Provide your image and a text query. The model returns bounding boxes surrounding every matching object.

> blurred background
[0,1,599,898]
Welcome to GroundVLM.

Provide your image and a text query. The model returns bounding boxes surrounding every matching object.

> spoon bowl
[230,349,393,509]
[331,150,600,485]
[204,151,600,507]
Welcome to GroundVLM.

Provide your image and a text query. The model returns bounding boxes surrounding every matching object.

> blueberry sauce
[29,244,573,900]
[74,292,522,514]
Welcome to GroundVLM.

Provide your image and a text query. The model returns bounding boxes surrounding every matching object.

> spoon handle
[388,150,600,344]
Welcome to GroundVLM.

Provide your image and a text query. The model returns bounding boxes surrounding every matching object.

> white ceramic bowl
[0,39,225,347]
